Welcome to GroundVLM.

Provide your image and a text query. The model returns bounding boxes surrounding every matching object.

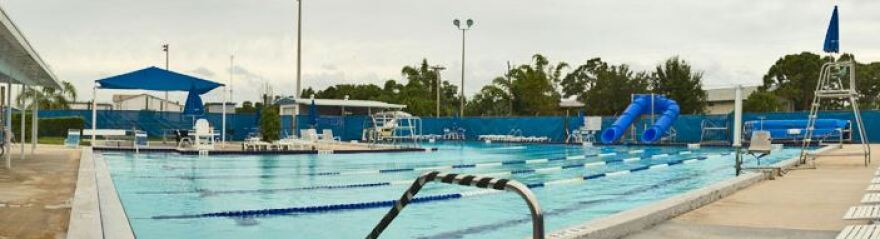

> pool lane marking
[150,155,716,219]
[143,149,691,180]
[138,153,714,196]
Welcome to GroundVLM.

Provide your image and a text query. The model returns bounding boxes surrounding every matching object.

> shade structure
[183,89,205,115]
[96,66,223,94]
[308,99,318,128]
[823,6,839,53]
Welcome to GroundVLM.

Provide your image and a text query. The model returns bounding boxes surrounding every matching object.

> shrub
[260,106,280,142]
[12,114,84,142]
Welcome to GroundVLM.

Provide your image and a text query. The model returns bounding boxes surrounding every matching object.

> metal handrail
[366,171,544,239]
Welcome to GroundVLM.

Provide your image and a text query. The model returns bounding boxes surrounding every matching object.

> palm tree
[16,81,77,109]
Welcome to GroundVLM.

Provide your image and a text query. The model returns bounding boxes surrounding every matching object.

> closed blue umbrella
[182,89,204,116]
[308,99,318,128]
[823,6,839,53]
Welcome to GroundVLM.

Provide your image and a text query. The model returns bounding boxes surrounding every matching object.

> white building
[204,102,236,114]
[705,86,759,114]
[69,102,113,110]
[112,94,182,112]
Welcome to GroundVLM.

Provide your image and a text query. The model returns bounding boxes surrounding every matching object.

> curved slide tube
[600,95,680,144]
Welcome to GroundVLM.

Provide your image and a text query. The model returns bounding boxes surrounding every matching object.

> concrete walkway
[626,144,879,239]
[0,145,81,239]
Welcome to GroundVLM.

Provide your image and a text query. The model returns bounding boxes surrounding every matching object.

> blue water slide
[600,95,680,144]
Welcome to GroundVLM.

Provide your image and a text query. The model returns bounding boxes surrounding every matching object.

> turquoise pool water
[103,142,801,238]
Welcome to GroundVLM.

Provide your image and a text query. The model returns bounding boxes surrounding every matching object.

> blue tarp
[34,109,880,144]
[823,5,840,53]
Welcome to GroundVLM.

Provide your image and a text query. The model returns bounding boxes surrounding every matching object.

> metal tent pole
[91,83,97,146]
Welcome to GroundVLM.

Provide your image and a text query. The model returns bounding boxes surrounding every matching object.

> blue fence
[36,109,880,143]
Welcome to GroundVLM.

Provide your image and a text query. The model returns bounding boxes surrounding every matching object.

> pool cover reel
[601,95,680,144]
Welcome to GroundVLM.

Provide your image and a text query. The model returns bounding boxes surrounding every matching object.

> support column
[19,84,24,160]
[31,87,37,155]
[91,83,97,146]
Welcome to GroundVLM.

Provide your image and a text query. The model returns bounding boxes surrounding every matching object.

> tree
[398,59,460,116]
[16,81,77,109]
[237,101,256,113]
[259,105,280,141]
[762,52,832,111]
[466,78,511,116]
[743,89,783,113]
[561,58,650,115]
[650,56,707,114]
[508,54,567,115]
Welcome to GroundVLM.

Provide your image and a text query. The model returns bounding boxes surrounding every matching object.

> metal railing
[366,171,544,239]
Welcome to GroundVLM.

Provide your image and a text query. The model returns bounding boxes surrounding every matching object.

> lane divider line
[150,155,715,219]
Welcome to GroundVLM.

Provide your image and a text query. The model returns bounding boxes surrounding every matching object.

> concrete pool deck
[0,145,80,239]
[624,144,878,239]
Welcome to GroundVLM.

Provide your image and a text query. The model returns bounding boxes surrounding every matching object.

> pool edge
[67,147,136,239]
[545,145,835,239]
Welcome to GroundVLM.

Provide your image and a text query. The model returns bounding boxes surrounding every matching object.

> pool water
[103,142,802,239]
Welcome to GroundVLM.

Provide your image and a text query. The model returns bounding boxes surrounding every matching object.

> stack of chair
[838,166,880,238]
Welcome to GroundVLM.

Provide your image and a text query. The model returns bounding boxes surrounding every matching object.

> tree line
[296,51,880,117]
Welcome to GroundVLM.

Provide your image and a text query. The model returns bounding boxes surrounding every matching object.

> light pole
[430,65,446,117]
[162,44,169,111]
[296,0,302,98]
[453,18,473,117]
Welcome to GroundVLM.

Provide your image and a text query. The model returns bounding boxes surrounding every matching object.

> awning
[96,66,223,94]
[0,8,59,88]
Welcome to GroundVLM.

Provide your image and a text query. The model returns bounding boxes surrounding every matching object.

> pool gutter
[67,147,135,239]
[545,145,835,239]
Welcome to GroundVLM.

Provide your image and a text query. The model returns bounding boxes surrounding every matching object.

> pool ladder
[366,171,544,239]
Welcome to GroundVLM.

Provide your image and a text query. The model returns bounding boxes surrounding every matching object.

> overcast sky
[3,0,879,104]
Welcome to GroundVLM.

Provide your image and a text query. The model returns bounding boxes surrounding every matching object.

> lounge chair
[866,184,880,192]
[836,224,880,239]
[843,205,880,221]
[862,193,880,204]
[321,129,341,142]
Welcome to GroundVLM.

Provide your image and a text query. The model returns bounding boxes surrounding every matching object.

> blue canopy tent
[90,66,225,144]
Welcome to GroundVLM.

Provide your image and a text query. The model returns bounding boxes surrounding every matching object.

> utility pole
[430,66,446,117]
[162,44,169,111]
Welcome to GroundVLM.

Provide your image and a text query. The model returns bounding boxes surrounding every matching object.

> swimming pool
[102,142,801,238]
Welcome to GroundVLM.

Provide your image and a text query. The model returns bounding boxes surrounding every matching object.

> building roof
[705,86,760,102]
[276,97,405,109]
[0,7,59,88]
[112,94,182,106]
[204,102,237,106]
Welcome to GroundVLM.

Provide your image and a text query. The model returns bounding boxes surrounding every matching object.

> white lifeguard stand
[364,111,422,143]
[799,61,870,167]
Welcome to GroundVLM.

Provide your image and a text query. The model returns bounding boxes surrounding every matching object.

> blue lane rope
[151,154,716,220]
[137,151,710,196]
[140,149,694,180]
